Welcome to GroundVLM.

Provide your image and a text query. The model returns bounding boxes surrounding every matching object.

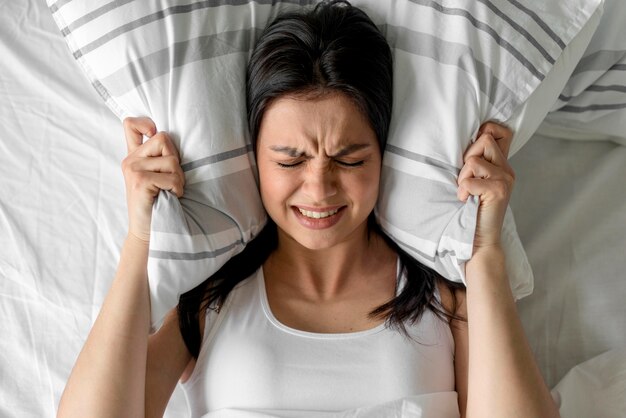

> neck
[265,223,394,301]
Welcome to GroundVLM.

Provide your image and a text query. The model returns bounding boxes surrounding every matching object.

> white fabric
[2,1,626,417]
[197,392,460,418]
[551,349,626,418]
[510,135,626,389]
[182,268,456,416]
[44,0,603,327]
[538,0,626,146]
[0,2,187,416]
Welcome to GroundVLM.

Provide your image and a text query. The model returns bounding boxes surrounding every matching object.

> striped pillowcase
[46,0,602,327]
[539,0,626,145]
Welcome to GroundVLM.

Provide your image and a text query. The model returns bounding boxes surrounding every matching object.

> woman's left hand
[457,122,515,253]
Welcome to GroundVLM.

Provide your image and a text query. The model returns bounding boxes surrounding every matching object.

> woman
[58,1,559,417]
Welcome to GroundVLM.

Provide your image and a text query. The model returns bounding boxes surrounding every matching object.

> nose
[301,162,338,203]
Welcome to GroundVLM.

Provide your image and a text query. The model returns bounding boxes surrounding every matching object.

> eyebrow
[330,143,371,158]
[269,143,371,158]
[268,146,305,158]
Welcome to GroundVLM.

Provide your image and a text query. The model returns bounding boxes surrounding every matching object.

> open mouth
[292,206,346,229]
[296,207,341,219]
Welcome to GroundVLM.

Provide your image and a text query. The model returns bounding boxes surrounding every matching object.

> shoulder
[437,280,469,415]
[193,271,261,345]
[180,271,261,381]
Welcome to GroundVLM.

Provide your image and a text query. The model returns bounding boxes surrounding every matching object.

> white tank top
[181,267,458,417]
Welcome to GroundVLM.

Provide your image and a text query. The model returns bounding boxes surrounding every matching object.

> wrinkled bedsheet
[1,1,625,417]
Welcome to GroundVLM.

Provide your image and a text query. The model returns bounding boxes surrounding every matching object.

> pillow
[537,0,626,145]
[47,0,603,328]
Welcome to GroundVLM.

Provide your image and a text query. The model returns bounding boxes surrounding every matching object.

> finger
[137,132,180,161]
[124,155,185,192]
[151,132,179,159]
[464,133,508,169]
[457,157,510,201]
[123,117,157,154]
[139,171,186,198]
[126,154,184,178]
[478,121,512,158]
[458,177,511,205]
[153,172,185,198]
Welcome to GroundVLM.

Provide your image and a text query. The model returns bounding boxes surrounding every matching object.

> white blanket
[1,1,625,417]
[552,349,626,418]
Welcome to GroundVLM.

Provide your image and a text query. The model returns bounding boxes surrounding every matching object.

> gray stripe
[476,0,555,63]
[408,0,545,79]
[557,94,568,103]
[559,103,626,113]
[182,145,253,172]
[559,84,626,102]
[610,64,626,71]
[385,144,460,175]
[582,84,626,94]
[437,249,458,258]
[49,0,73,14]
[69,0,315,58]
[572,50,626,75]
[92,79,113,105]
[382,24,519,118]
[149,240,243,260]
[74,6,530,120]
[505,0,565,49]
[101,28,260,97]
[60,0,134,36]
[69,0,544,82]
[101,23,519,118]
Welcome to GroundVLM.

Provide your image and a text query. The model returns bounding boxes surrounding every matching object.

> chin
[272,210,371,251]
[288,232,340,251]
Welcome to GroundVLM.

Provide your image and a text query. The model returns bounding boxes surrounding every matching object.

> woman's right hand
[121,117,185,243]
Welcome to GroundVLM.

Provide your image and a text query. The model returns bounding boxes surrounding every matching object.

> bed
[0,1,624,417]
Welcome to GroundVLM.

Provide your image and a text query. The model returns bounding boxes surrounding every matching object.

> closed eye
[276,161,304,168]
[335,160,364,167]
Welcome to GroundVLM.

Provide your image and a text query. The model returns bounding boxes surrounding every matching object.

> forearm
[465,247,558,418]
[58,236,151,418]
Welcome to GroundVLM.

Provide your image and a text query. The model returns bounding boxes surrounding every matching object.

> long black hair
[178,0,461,359]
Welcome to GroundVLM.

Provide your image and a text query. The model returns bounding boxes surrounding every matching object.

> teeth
[298,208,339,219]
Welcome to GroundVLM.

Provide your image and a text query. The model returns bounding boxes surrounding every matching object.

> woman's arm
[464,247,557,417]
[58,118,189,417]
[57,235,152,417]
[455,123,559,418]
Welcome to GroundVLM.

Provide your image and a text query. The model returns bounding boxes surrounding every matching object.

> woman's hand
[456,124,559,418]
[121,117,185,243]
[457,122,515,253]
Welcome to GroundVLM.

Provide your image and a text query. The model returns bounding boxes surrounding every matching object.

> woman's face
[256,92,381,251]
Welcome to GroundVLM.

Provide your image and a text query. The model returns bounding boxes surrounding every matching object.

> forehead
[257,92,377,149]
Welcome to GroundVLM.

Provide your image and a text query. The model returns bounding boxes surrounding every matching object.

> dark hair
[178,0,460,359]
[246,0,392,151]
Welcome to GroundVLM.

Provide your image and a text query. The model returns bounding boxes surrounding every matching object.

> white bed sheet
[510,134,626,389]
[1,1,624,417]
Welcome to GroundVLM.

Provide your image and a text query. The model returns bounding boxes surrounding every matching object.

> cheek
[346,165,381,207]
[364,168,381,203]
[258,165,295,208]
[258,163,274,204]
[257,159,272,206]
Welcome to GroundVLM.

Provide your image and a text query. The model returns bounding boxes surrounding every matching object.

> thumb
[123,117,157,154]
